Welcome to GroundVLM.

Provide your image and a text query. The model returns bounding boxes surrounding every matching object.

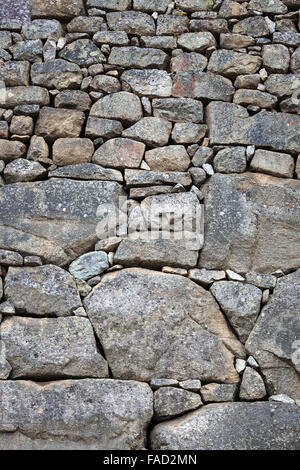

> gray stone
[177,32,216,52]
[90,92,143,123]
[84,268,243,381]
[150,378,179,389]
[0,86,49,109]
[172,72,234,102]
[240,367,267,400]
[122,69,172,97]
[133,0,169,12]
[106,11,155,35]
[246,269,300,400]
[0,179,124,266]
[108,47,168,69]
[90,76,121,94]
[151,402,300,449]
[245,272,276,290]
[22,19,64,40]
[234,89,277,110]
[124,170,192,188]
[262,44,290,73]
[87,0,131,10]
[208,50,262,77]
[220,33,255,50]
[172,123,206,144]
[207,101,300,154]
[0,31,11,49]
[273,31,300,47]
[85,117,123,139]
[93,138,145,169]
[211,281,262,343]
[27,136,49,163]
[213,146,246,174]
[0,249,23,266]
[0,61,29,86]
[54,90,91,112]
[248,0,288,13]
[59,40,105,67]
[201,383,237,402]
[49,163,123,183]
[35,107,85,142]
[52,138,94,166]
[141,36,177,50]
[156,15,189,35]
[190,18,229,34]
[10,40,43,63]
[291,47,300,74]
[67,16,107,33]
[269,394,295,404]
[153,98,203,123]
[264,74,300,99]
[0,316,108,379]
[250,149,294,178]
[122,117,172,147]
[0,379,153,450]
[4,265,82,316]
[145,145,190,172]
[233,17,269,37]
[93,31,129,46]
[199,173,300,273]
[154,387,202,421]
[189,268,226,286]
[4,159,46,183]
[69,251,109,280]
[31,59,82,90]
[192,147,213,167]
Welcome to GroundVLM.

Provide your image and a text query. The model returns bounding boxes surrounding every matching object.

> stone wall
[0,0,299,450]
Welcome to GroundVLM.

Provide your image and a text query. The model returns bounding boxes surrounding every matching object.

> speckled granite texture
[0,0,30,22]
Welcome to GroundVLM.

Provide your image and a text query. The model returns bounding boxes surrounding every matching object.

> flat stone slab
[151,402,300,450]
[0,379,153,450]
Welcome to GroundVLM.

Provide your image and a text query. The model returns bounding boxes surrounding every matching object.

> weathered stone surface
[90,92,143,123]
[233,89,277,109]
[59,40,105,67]
[189,268,226,286]
[125,169,192,188]
[153,97,203,123]
[154,387,202,421]
[262,44,290,73]
[85,117,123,139]
[0,61,29,86]
[55,90,91,112]
[122,117,172,147]
[291,47,300,74]
[141,35,177,50]
[67,16,106,33]
[11,40,43,63]
[53,138,94,166]
[93,30,129,46]
[0,379,153,450]
[273,31,300,47]
[177,32,216,52]
[201,383,237,402]
[208,51,262,77]
[171,52,207,73]
[172,123,206,144]
[84,268,243,381]
[175,0,211,11]
[10,115,33,136]
[250,149,294,178]
[69,251,109,280]
[107,11,155,35]
[4,265,81,316]
[240,367,267,400]
[0,179,124,266]
[49,163,123,183]
[210,281,262,343]
[4,159,47,183]
[246,269,300,400]
[199,173,300,273]
[87,0,131,10]
[245,272,276,290]
[207,101,300,153]
[35,107,85,141]
[190,19,229,35]
[220,33,255,50]
[90,75,121,94]
[192,147,213,167]
[157,15,189,35]
[172,72,234,102]
[122,69,172,97]
[31,0,85,20]
[151,402,300,450]
[264,74,300,99]
[0,86,49,109]
[1,316,108,379]
[22,19,64,40]
[108,47,168,69]
[248,0,288,13]
[213,146,246,174]
[0,140,26,162]
[145,145,190,171]
[134,0,169,12]
[31,59,82,90]
[93,138,145,169]
[233,17,269,37]
[27,136,49,163]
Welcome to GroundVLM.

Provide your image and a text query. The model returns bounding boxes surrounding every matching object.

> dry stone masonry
[0,0,299,450]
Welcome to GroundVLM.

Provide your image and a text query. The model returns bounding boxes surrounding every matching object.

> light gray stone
[246,269,300,400]
[0,61,29,86]
[106,11,155,35]
[233,89,277,110]
[122,117,172,147]
[69,251,109,280]
[240,367,267,400]
[108,47,168,69]
[153,97,203,123]
[4,159,47,183]
[208,50,262,77]
[31,59,82,90]
[245,272,276,290]
[213,146,246,174]
[177,32,216,52]
[49,163,123,183]
[188,268,226,286]
[31,0,85,20]
[85,117,123,139]
[93,138,145,169]
[201,383,237,402]
[0,86,49,109]
[22,19,64,40]
[250,149,294,178]
[84,268,244,381]
[172,72,234,102]
[0,379,153,450]
[154,387,202,421]
[90,92,143,123]
[151,402,300,449]
[0,316,108,379]
[124,169,192,188]
[121,69,172,97]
